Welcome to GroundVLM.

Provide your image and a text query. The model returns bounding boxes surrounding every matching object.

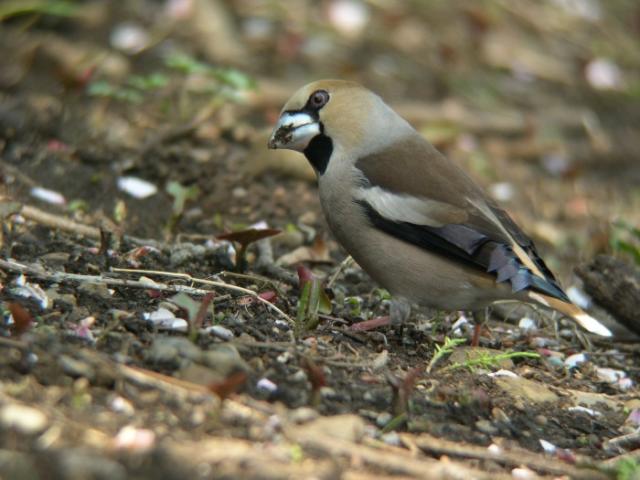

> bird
[267,79,612,337]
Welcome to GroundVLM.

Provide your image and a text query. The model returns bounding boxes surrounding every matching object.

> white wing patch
[354,186,467,227]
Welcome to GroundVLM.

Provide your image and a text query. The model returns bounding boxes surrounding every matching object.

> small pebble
[144,308,188,333]
[277,351,293,364]
[30,187,66,205]
[475,419,498,436]
[487,369,518,378]
[257,377,278,393]
[117,176,157,199]
[534,415,548,426]
[59,354,96,381]
[320,386,337,399]
[539,439,557,454]
[547,356,565,368]
[0,404,48,435]
[512,466,536,479]
[595,367,626,383]
[114,425,155,451]
[380,431,401,446]
[585,58,623,90]
[518,317,537,332]
[232,187,248,198]
[618,378,634,391]
[625,409,640,427]
[492,407,510,423]
[205,325,234,341]
[110,22,150,54]
[488,444,502,455]
[110,396,135,416]
[372,349,389,371]
[568,406,601,417]
[564,353,587,369]
[529,337,559,348]
[489,182,514,202]
[290,370,307,383]
[376,412,392,428]
[328,0,370,38]
[290,407,319,424]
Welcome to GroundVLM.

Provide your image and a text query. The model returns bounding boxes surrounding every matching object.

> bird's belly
[320,192,510,311]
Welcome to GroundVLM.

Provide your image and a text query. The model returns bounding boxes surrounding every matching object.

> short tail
[528,292,612,337]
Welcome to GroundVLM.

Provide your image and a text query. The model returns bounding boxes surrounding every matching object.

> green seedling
[295,265,332,336]
[426,337,467,373]
[88,52,255,121]
[67,199,89,214]
[445,350,540,372]
[164,53,256,91]
[127,73,169,91]
[613,458,640,480]
[88,80,144,104]
[168,292,215,342]
[289,444,304,463]
[344,296,362,317]
[373,288,391,301]
[380,412,408,434]
[165,180,200,237]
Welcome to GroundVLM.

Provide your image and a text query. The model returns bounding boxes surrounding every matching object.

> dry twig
[112,267,294,325]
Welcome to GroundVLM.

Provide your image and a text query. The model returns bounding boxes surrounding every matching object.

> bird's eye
[308,90,329,109]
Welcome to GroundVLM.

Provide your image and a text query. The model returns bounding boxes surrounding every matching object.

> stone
[0,404,48,435]
[494,377,558,404]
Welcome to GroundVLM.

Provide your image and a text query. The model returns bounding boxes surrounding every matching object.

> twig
[404,432,606,478]
[327,255,353,288]
[287,425,510,480]
[21,205,100,238]
[0,258,221,297]
[603,430,640,455]
[111,267,295,325]
[12,203,163,248]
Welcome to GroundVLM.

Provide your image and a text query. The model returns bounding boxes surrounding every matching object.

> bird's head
[268,80,410,174]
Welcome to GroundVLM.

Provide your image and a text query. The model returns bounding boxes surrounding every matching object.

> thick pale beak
[268,112,320,151]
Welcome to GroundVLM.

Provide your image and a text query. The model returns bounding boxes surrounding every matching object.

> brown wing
[354,135,568,301]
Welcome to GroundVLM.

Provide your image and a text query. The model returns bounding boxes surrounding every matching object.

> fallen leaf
[217,227,281,246]
[8,302,33,336]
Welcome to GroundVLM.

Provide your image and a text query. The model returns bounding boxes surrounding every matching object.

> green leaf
[296,282,311,330]
[67,199,89,213]
[0,0,78,20]
[164,53,210,75]
[166,181,200,216]
[127,73,169,91]
[169,293,200,323]
[212,68,256,90]
[87,80,115,97]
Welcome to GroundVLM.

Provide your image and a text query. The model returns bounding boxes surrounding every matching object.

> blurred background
[1,0,639,281]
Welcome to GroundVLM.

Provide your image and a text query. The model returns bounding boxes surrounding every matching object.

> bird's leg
[390,298,411,325]
[471,309,488,347]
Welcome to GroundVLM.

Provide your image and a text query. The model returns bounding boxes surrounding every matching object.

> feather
[357,198,570,302]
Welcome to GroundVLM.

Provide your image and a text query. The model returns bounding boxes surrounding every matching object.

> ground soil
[1,2,640,479]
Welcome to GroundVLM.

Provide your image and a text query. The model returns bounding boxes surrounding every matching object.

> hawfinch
[268,80,611,337]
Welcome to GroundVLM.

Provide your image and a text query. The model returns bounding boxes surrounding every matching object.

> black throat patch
[304,132,333,175]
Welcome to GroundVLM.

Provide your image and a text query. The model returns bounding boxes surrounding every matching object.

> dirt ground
[1,1,640,479]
